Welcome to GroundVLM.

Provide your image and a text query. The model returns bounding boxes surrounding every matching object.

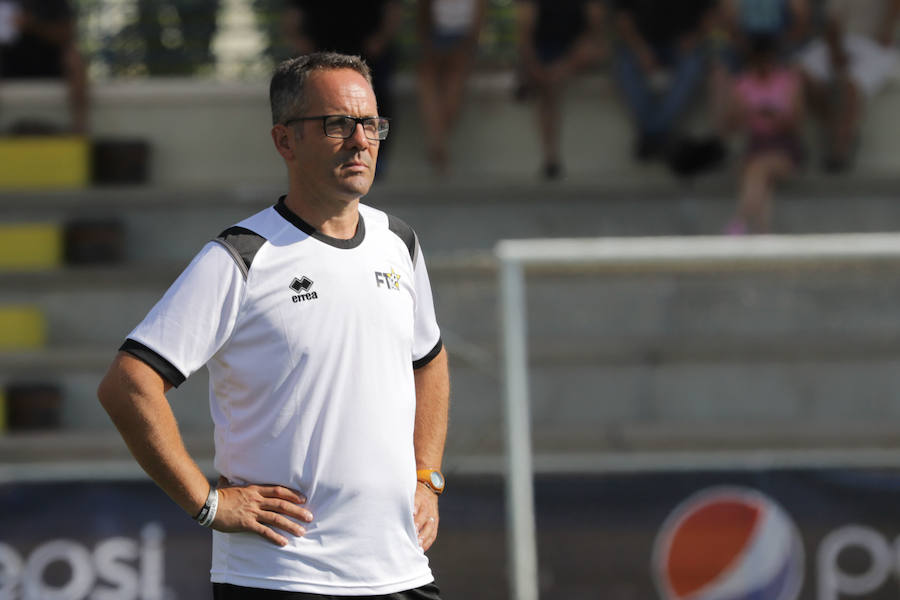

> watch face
[430,471,444,489]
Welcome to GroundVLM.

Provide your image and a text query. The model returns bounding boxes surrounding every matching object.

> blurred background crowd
[0,0,898,232]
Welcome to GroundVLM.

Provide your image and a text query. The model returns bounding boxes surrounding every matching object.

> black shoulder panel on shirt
[214,226,267,279]
[387,214,418,265]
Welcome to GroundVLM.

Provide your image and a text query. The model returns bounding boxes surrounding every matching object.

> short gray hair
[269,52,373,125]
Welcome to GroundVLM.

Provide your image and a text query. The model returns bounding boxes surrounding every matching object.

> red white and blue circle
[652,486,804,600]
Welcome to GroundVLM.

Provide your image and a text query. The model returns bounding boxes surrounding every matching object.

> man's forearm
[413,347,449,469]
[98,353,210,517]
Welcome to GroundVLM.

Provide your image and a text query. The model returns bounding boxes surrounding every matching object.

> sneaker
[666,135,728,177]
[542,162,563,180]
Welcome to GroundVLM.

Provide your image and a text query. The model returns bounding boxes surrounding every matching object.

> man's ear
[272,124,296,161]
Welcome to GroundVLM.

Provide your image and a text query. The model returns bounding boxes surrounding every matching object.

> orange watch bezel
[416,468,445,494]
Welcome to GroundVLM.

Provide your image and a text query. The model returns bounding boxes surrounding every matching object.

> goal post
[495,233,900,600]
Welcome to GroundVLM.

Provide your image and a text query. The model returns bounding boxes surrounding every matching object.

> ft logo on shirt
[375,269,401,290]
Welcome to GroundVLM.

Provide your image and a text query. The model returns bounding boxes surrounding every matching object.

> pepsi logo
[652,486,804,600]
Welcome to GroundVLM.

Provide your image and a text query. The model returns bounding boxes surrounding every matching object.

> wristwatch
[416,468,445,495]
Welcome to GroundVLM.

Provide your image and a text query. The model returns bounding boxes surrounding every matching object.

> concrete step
[2,177,900,264]
[3,73,900,186]
[5,260,900,346]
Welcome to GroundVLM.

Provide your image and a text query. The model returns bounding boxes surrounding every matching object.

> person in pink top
[724,34,805,234]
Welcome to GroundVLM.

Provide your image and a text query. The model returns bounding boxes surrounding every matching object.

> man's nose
[345,122,371,150]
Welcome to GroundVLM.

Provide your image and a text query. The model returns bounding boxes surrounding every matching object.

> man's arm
[614,8,659,74]
[98,352,312,546]
[412,346,449,551]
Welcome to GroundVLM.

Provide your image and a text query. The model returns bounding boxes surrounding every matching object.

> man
[0,0,88,133]
[283,0,403,175]
[98,52,449,599]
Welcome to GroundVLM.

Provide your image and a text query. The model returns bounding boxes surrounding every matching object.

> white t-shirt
[433,0,478,34]
[122,198,442,595]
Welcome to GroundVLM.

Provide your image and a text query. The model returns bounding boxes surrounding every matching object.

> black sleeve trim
[120,339,187,388]
[214,226,267,279]
[413,338,443,370]
[387,214,419,265]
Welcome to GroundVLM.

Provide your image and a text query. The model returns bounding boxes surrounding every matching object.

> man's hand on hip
[212,478,313,546]
[413,482,440,551]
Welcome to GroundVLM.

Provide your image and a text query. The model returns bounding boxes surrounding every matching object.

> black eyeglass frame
[282,115,391,141]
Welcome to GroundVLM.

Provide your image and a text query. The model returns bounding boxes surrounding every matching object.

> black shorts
[212,582,441,600]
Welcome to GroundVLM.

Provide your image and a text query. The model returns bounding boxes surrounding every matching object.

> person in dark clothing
[516,0,606,179]
[136,0,220,75]
[613,0,717,162]
[0,0,88,133]
[284,0,403,175]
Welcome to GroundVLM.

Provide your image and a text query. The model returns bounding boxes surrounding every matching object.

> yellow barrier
[0,223,63,270]
[0,306,47,349]
[0,136,90,189]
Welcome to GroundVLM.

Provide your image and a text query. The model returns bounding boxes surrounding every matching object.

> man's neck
[282,191,361,240]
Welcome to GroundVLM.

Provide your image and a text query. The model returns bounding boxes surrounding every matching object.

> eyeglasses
[283,115,390,141]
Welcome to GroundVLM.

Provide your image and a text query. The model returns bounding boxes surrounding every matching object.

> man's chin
[340,172,375,194]
[336,174,374,198]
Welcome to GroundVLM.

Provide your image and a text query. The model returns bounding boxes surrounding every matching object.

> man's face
[289,69,380,202]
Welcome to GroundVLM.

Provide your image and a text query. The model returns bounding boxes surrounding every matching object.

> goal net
[495,233,900,600]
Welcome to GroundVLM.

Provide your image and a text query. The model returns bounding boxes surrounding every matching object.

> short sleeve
[411,240,442,369]
[122,242,246,387]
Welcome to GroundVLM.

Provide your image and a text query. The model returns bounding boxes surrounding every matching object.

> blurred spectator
[515,0,606,180]
[798,0,900,172]
[284,0,403,174]
[723,35,805,234]
[0,0,87,133]
[136,0,220,76]
[612,0,717,163]
[710,0,810,133]
[416,0,487,175]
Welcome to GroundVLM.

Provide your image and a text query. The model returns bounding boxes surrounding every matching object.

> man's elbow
[96,362,122,414]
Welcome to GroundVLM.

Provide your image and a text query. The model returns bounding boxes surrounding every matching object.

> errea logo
[290,276,318,303]
[375,269,401,290]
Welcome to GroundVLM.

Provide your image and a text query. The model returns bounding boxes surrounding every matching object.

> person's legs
[439,44,475,135]
[536,76,564,178]
[649,43,707,138]
[612,43,658,139]
[416,54,449,173]
[825,73,862,170]
[62,44,88,134]
[735,152,794,233]
[709,60,735,136]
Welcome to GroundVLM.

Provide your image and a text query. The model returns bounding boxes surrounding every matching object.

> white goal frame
[495,233,900,600]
